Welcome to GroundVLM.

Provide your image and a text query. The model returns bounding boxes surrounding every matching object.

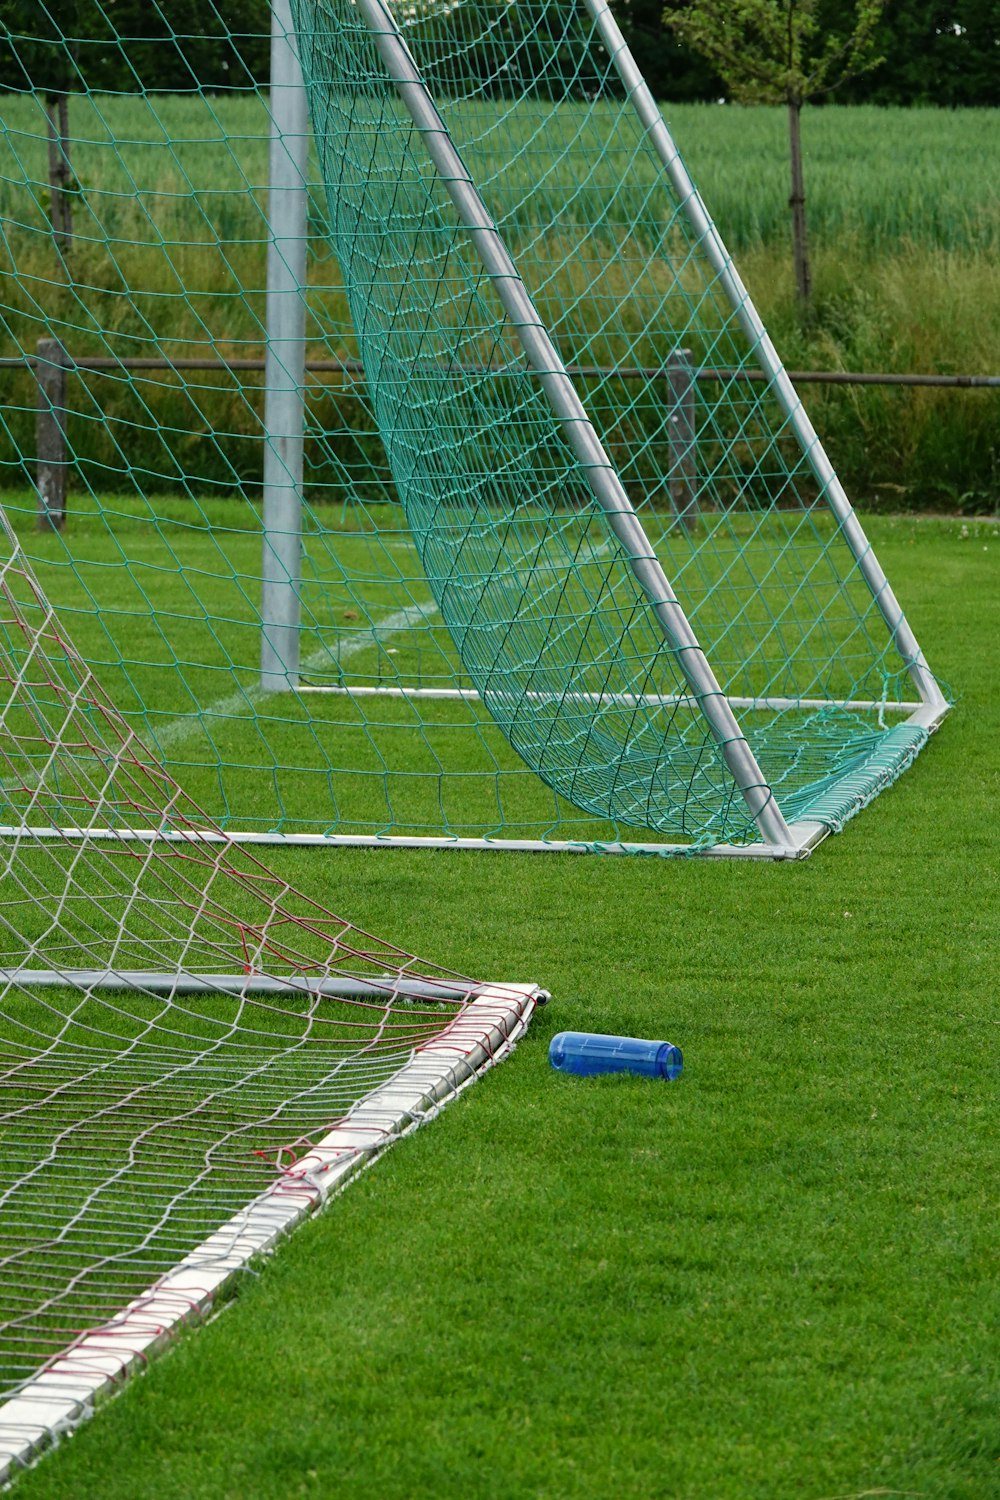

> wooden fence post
[666,348,697,531]
[36,338,69,532]
[46,92,74,257]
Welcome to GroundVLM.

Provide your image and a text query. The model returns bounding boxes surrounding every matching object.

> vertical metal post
[349,0,793,850]
[261,0,309,693]
[666,348,697,531]
[36,338,68,532]
[585,0,947,714]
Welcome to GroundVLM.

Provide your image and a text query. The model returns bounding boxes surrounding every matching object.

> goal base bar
[0,983,543,1485]
[0,970,484,1002]
[0,822,827,858]
[0,700,945,861]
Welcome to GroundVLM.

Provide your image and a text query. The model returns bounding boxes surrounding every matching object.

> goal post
[0,1,948,857]
[260,0,308,693]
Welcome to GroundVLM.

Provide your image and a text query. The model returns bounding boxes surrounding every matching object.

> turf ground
[1,491,925,850]
[5,513,998,1498]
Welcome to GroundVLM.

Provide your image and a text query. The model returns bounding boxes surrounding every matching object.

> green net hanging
[0,0,947,854]
[286,0,945,851]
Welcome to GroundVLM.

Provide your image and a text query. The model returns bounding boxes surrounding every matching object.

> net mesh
[0,505,521,1406]
[0,2,940,852]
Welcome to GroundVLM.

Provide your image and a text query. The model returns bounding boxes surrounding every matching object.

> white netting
[0,506,532,1417]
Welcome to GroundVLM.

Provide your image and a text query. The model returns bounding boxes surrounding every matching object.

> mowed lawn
[8,516,1000,1500]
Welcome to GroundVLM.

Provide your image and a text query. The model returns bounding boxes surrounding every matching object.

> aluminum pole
[350,0,792,849]
[261,0,309,692]
[586,0,947,715]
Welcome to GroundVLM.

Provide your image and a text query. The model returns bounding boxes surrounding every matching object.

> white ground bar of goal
[295,682,926,714]
[0,970,478,1003]
[0,983,542,1485]
[0,824,824,858]
[0,698,941,861]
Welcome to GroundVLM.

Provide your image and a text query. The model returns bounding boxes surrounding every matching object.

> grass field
[0,489,934,850]
[4,513,998,1498]
[3,95,997,256]
[1,72,998,1496]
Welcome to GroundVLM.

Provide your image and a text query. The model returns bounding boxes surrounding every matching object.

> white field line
[155,603,438,753]
[294,685,926,713]
[156,531,613,753]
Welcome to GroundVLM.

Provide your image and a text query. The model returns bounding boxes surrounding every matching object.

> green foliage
[1,95,994,512]
[610,0,1000,105]
[2,0,999,104]
[409,0,599,100]
[0,0,270,94]
[610,0,726,100]
[3,1,999,104]
[661,0,885,108]
[833,0,1000,108]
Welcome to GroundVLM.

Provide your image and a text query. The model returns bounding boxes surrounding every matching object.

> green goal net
[0,0,947,856]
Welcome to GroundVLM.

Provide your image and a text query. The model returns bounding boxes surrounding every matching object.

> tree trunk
[787,97,811,311]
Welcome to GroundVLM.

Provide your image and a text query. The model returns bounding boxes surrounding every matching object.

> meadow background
[0,96,998,511]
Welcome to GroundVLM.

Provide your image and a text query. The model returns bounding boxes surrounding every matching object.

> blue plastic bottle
[548,1030,682,1080]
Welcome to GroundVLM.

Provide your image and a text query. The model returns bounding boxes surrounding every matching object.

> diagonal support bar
[585,0,947,715]
[346,0,793,850]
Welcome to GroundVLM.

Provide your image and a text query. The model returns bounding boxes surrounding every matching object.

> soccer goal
[0,499,543,1479]
[0,1,947,857]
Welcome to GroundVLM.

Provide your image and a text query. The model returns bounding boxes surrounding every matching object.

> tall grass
[748,240,1000,512]
[0,94,997,511]
[3,96,995,256]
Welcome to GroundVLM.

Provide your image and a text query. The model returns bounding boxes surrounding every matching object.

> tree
[609,0,724,100]
[0,1,270,96]
[403,0,601,101]
[831,0,1000,107]
[661,0,884,310]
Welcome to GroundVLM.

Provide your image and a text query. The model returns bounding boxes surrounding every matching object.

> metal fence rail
[5,349,1000,385]
[5,339,998,531]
